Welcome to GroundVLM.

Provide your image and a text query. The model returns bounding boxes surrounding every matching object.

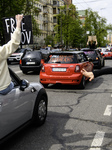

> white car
[7,48,32,64]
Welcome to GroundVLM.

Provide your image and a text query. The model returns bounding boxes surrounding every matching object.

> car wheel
[79,76,86,89]
[102,60,105,67]
[98,61,101,69]
[32,94,47,127]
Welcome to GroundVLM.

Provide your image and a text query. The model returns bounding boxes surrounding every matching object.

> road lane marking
[89,131,105,150]
[104,105,112,116]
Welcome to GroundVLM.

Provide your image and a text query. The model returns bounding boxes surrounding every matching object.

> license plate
[9,58,13,61]
[26,62,35,65]
[52,68,66,72]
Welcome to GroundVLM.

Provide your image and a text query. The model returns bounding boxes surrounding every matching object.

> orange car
[40,51,94,89]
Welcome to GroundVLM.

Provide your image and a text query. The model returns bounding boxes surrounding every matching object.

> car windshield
[14,48,31,53]
[47,54,77,64]
[83,51,97,59]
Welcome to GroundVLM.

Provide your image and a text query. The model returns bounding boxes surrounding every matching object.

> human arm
[0,14,23,59]
[81,69,94,81]
[81,67,112,81]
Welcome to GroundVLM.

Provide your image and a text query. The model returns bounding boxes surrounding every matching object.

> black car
[19,50,42,74]
[81,48,105,68]
[7,48,32,64]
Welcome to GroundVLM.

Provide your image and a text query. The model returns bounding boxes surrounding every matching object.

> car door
[79,53,93,71]
[0,76,34,139]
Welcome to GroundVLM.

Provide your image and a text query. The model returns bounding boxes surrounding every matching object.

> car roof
[50,50,84,55]
[81,48,97,51]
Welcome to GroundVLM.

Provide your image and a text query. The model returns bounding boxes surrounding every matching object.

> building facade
[64,0,72,5]
[35,0,72,47]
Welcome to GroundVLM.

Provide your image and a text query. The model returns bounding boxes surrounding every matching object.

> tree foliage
[54,4,83,49]
[44,35,54,47]
[0,0,40,45]
[22,0,40,36]
[83,8,108,47]
[55,6,110,49]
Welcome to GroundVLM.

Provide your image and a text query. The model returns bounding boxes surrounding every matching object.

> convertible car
[0,68,48,143]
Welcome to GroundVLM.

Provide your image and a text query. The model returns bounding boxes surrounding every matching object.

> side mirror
[20,79,29,91]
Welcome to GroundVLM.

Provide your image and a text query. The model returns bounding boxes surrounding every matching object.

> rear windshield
[83,51,97,59]
[46,54,77,64]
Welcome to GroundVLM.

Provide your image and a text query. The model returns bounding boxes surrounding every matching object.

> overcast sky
[72,0,112,25]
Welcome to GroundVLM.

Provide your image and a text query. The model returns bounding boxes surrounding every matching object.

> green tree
[0,0,25,45]
[0,0,40,45]
[83,8,108,47]
[23,0,40,36]
[44,35,54,47]
[54,4,83,49]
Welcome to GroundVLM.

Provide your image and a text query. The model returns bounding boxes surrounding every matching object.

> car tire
[32,92,47,127]
[102,60,105,67]
[98,61,101,69]
[79,76,86,89]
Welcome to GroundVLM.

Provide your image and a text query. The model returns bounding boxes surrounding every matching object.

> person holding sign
[0,14,23,95]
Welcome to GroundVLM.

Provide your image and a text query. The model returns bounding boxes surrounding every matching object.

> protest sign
[2,15,33,45]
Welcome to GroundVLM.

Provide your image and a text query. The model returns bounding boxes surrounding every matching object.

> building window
[53,8,56,14]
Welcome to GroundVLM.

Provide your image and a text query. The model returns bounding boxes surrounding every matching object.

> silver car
[0,68,48,143]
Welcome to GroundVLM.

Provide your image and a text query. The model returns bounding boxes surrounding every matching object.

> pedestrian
[81,68,112,81]
[0,14,23,95]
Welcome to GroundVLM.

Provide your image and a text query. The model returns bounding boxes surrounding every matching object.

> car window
[47,54,78,64]
[15,48,32,53]
[96,50,102,57]
[15,49,24,53]
[9,68,20,87]
[77,53,88,62]
[83,50,97,59]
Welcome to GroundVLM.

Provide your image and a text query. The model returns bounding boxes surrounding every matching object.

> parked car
[19,50,42,74]
[7,48,32,64]
[98,47,112,59]
[81,48,105,68]
[0,68,48,144]
[40,48,61,60]
[40,51,94,89]
[40,48,51,60]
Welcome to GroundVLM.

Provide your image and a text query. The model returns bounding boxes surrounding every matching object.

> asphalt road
[1,59,112,150]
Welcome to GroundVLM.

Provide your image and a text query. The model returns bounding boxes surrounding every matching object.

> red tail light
[41,65,45,72]
[41,59,44,64]
[75,65,80,72]
[20,59,22,64]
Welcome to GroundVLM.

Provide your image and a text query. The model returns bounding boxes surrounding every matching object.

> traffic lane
[1,74,112,149]
[47,79,112,149]
[5,60,112,149]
